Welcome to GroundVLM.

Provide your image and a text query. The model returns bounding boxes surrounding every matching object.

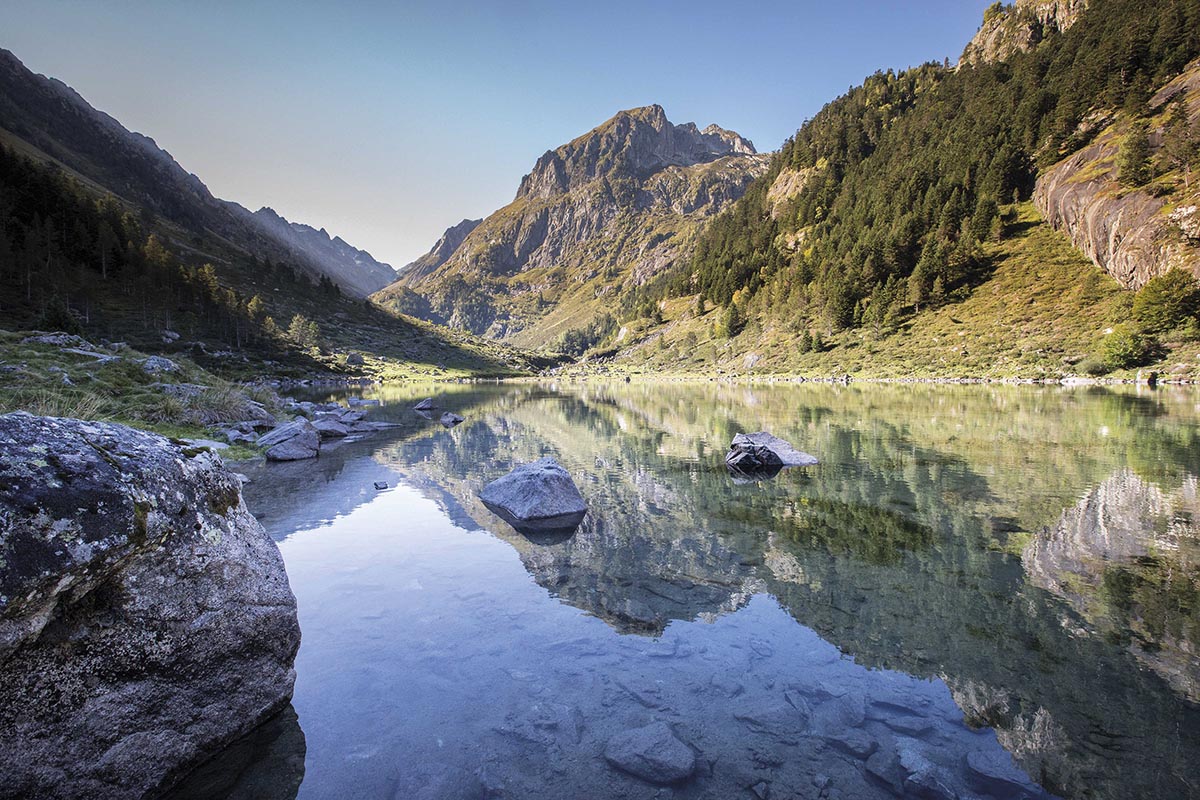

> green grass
[0,329,283,458]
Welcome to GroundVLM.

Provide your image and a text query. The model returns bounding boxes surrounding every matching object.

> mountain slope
[247,206,396,297]
[582,0,1200,379]
[373,105,769,349]
[0,48,392,298]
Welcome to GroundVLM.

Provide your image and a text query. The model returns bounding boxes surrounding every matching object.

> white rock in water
[728,431,817,467]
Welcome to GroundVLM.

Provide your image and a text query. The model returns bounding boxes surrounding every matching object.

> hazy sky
[4,1,992,267]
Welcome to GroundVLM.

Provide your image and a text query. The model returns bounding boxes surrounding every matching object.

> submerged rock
[479,457,587,534]
[440,412,465,428]
[604,722,696,785]
[257,419,320,461]
[0,413,300,799]
[725,432,817,474]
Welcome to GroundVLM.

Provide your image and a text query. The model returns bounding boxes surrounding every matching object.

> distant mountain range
[0,48,394,298]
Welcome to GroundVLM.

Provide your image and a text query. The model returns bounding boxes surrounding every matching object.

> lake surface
[168,382,1200,800]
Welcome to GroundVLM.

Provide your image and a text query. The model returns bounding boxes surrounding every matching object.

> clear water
[169,382,1200,800]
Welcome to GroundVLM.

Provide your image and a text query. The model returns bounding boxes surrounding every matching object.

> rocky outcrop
[960,0,1087,67]
[1034,71,1200,289]
[515,105,756,201]
[373,106,769,346]
[258,419,320,461]
[0,413,300,799]
[725,431,819,474]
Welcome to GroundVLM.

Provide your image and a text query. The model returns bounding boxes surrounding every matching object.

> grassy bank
[561,204,1200,382]
[0,330,282,457]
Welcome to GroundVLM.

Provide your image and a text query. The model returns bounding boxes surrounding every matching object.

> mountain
[373,105,769,349]
[0,48,538,379]
[573,0,1200,380]
[398,217,482,283]
[246,206,396,298]
[0,48,392,298]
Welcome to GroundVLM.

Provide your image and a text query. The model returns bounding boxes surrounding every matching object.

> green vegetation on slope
[0,142,539,380]
[575,203,1200,378]
[0,329,279,455]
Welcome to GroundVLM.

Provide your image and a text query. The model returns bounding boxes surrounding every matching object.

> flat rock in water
[312,418,349,439]
[604,722,696,785]
[726,432,817,472]
[440,412,464,428]
[258,419,320,461]
[479,457,587,533]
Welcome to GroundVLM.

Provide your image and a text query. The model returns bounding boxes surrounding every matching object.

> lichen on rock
[0,412,300,799]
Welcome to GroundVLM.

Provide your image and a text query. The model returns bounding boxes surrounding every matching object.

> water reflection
[237,381,1200,799]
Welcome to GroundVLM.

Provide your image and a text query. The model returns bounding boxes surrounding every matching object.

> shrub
[1132,268,1200,332]
[1100,325,1157,370]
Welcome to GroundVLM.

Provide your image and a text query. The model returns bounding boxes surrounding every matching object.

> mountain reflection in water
[206,382,1199,800]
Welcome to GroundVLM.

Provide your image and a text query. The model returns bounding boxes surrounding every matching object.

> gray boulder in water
[413,397,436,411]
[725,431,818,473]
[479,457,587,533]
[439,412,464,428]
[0,413,300,799]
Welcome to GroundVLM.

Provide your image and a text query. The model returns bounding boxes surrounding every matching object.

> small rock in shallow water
[413,397,436,411]
[374,481,389,490]
[439,411,464,427]
[604,722,696,785]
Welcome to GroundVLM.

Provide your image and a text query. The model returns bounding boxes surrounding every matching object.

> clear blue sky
[4,1,992,267]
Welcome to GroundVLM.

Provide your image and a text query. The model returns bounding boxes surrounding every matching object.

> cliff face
[1033,65,1200,289]
[373,105,769,347]
[398,218,483,284]
[960,0,1087,66]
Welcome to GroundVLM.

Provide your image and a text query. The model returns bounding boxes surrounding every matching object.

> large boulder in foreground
[725,431,818,474]
[0,413,300,800]
[479,457,587,534]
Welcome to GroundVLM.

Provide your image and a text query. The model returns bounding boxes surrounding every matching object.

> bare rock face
[960,0,1087,67]
[0,413,300,800]
[1034,127,1200,290]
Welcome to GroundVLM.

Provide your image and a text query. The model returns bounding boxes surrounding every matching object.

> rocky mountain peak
[516,105,758,200]
[960,0,1087,67]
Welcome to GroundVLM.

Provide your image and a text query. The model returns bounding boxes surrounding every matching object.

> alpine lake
[166,381,1200,800]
